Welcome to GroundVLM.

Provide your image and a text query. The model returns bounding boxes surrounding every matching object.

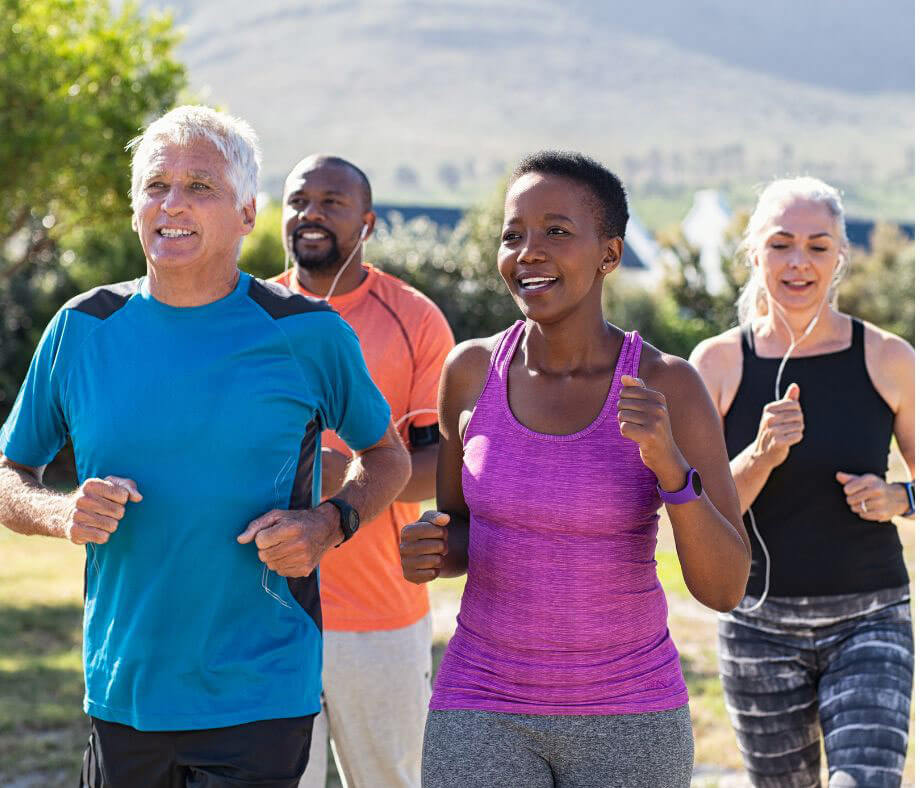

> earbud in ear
[359,224,369,240]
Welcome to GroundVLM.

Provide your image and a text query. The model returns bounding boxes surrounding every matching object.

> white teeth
[300,232,327,240]
[519,276,557,289]
[159,228,193,238]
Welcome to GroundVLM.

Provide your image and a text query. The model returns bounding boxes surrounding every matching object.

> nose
[298,200,326,223]
[161,183,187,216]
[518,231,547,264]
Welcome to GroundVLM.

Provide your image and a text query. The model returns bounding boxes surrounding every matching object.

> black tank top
[723,319,908,597]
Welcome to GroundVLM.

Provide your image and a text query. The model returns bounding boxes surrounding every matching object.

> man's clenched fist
[65,476,142,545]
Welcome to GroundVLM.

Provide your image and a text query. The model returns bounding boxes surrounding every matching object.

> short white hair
[127,105,261,213]
[736,176,849,325]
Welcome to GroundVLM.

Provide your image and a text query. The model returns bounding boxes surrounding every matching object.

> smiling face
[498,172,620,325]
[753,197,842,317]
[133,139,254,275]
[282,159,374,272]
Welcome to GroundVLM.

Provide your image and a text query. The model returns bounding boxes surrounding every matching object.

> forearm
[0,461,70,538]
[730,441,777,511]
[668,498,751,611]
[438,512,470,578]
[336,442,411,524]
[396,445,437,502]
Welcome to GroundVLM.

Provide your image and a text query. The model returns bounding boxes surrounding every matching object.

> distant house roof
[847,218,914,249]
[376,203,657,271]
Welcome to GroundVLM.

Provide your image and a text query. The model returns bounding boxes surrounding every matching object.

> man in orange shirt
[272,155,454,788]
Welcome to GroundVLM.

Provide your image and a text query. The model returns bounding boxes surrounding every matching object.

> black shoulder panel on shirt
[62,280,139,320]
[247,277,334,319]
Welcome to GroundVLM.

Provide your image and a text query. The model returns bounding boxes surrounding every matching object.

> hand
[399,511,449,584]
[835,472,911,522]
[321,447,349,499]
[754,383,804,469]
[617,375,686,485]
[237,504,341,577]
[64,476,142,545]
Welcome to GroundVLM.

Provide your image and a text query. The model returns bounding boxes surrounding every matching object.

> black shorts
[79,714,315,788]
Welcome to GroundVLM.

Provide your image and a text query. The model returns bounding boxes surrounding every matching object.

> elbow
[395,442,412,491]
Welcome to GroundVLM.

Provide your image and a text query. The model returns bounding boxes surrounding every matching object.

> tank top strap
[618,331,644,379]
[740,323,755,358]
[494,320,525,379]
[849,317,864,363]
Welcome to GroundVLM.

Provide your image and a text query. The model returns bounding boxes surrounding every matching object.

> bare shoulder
[442,332,503,406]
[688,328,744,416]
[638,341,708,401]
[861,319,914,412]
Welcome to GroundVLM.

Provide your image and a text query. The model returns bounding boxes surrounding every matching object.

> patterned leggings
[719,587,913,788]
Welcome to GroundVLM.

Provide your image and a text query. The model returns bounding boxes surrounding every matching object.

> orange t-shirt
[272,264,455,631]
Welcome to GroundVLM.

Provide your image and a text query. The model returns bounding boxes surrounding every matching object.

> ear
[361,210,377,239]
[240,197,257,236]
[131,214,138,232]
[599,237,623,274]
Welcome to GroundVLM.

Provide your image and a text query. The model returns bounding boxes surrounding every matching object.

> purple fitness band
[657,468,703,504]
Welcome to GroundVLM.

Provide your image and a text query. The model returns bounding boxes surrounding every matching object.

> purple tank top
[430,321,688,715]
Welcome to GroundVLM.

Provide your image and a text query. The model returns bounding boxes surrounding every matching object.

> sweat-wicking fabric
[431,321,688,715]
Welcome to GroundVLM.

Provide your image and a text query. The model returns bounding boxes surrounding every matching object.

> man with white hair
[0,105,410,787]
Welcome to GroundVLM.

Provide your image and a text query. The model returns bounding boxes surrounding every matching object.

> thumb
[421,511,450,527]
[105,476,143,503]
[784,383,800,401]
[621,374,645,388]
[237,510,282,544]
[835,471,856,484]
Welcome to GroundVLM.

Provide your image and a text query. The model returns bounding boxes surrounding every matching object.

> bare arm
[400,340,492,583]
[624,355,750,611]
[321,438,437,503]
[239,424,410,576]
[396,443,438,502]
[0,453,142,543]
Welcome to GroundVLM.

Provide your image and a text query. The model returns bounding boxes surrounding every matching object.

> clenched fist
[65,476,143,545]
[400,511,449,584]
[754,383,804,469]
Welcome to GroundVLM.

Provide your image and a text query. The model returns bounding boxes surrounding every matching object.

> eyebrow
[286,186,349,198]
[504,212,576,225]
[773,231,833,240]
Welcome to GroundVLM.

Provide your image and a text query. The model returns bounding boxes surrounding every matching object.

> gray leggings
[421,705,693,788]
[719,588,913,788]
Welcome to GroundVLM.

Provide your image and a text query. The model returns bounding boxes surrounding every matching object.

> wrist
[653,452,691,492]
[318,502,344,550]
[898,481,915,517]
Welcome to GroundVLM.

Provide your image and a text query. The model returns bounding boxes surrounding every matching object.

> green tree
[0,0,186,406]
[837,223,915,343]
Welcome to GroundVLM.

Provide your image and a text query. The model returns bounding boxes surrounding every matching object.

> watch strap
[902,481,915,517]
[657,468,702,505]
[325,497,359,545]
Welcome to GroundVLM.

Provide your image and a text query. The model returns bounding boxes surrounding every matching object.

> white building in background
[680,189,731,294]
[619,215,665,286]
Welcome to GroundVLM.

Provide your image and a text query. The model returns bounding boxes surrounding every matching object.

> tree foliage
[0,0,186,406]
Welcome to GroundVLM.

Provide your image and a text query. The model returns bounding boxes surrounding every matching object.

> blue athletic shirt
[0,272,391,731]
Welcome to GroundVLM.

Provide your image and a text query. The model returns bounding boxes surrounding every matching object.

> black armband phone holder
[408,423,440,448]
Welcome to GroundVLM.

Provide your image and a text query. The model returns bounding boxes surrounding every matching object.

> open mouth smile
[517,275,559,293]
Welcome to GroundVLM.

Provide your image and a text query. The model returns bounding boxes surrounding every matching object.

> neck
[294,258,366,299]
[522,308,614,375]
[146,262,240,307]
[758,301,845,349]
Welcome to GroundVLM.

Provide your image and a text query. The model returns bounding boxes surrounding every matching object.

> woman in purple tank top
[400,152,750,787]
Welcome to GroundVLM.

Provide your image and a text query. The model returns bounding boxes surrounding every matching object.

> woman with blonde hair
[691,177,914,787]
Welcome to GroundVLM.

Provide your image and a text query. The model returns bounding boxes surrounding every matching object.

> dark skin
[400,172,751,612]
[282,156,437,503]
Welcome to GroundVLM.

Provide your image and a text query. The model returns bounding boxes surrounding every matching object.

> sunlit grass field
[0,514,913,787]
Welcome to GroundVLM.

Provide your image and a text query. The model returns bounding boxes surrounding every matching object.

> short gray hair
[736,176,849,325]
[127,105,261,213]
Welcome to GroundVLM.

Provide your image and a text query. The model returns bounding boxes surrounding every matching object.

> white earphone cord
[735,306,820,613]
[286,225,368,302]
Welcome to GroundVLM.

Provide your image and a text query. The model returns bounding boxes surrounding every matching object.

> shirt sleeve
[0,310,71,467]
[405,303,455,432]
[307,313,392,452]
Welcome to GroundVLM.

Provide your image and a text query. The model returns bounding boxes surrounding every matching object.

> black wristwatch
[325,497,360,546]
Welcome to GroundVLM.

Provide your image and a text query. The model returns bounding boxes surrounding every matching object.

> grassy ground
[0,514,913,787]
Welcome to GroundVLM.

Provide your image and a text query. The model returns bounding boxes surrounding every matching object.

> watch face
[691,469,703,496]
[345,509,360,532]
